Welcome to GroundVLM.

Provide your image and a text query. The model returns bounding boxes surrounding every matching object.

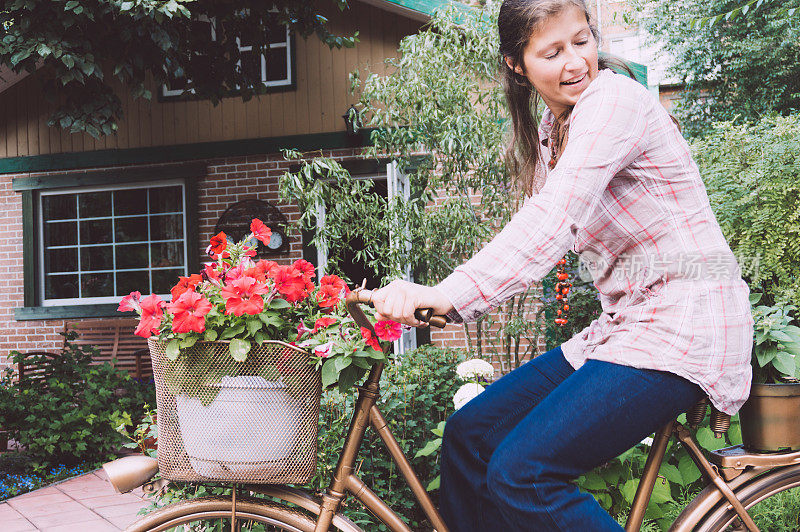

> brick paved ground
[0,468,150,531]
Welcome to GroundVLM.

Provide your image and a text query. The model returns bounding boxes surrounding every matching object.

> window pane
[78,191,112,218]
[267,21,286,44]
[149,186,183,214]
[81,272,114,298]
[42,195,76,220]
[151,242,184,268]
[150,214,183,241]
[115,243,149,269]
[80,246,113,271]
[241,49,262,82]
[266,47,288,82]
[46,248,77,273]
[80,219,113,244]
[115,216,148,243]
[45,274,78,299]
[44,221,78,247]
[117,270,150,297]
[114,189,148,216]
[152,268,183,295]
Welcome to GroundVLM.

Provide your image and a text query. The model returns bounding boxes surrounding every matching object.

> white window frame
[162,16,292,97]
[38,179,189,306]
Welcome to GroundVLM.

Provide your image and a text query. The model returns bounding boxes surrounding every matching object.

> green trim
[13,162,207,191]
[21,190,35,308]
[185,176,201,275]
[15,304,131,321]
[380,0,468,18]
[0,129,375,176]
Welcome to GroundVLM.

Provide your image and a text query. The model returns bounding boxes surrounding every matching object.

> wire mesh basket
[148,338,322,484]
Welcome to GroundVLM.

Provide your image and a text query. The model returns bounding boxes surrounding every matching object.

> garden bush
[0,332,154,470]
[694,113,800,308]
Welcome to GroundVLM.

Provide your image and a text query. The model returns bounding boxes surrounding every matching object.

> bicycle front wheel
[126,496,317,532]
[677,464,800,531]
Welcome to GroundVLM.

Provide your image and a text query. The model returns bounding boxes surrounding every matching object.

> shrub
[1,333,154,469]
[693,113,800,308]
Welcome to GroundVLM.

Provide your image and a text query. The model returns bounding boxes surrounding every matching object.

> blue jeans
[439,346,704,531]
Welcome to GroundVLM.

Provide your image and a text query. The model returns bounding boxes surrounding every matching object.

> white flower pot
[175,376,302,478]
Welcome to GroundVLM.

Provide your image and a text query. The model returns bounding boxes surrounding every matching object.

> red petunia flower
[314,341,334,359]
[360,327,382,352]
[312,316,337,333]
[320,274,346,292]
[118,291,142,313]
[203,263,223,285]
[206,232,227,256]
[316,284,341,308]
[273,265,312,303]
[374,320,403,342]
[170,274,203,301]
[292,259,315,280]
[134,294,165,338]
[242,246,257,258]
[220,276,270,316]
[250,219,272,245]
[167,291,212,334]
[257,260,280,279]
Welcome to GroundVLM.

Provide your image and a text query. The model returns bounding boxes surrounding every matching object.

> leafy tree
[0,0,357,137]
[281,4,599,368]
[635,0,800,136]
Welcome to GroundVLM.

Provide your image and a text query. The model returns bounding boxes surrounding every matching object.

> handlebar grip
[347,289,449,329]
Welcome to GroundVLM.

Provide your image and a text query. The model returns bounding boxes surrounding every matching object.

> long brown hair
[499,0,633,196]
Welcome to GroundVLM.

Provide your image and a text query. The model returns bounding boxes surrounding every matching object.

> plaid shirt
[436,70,753,414]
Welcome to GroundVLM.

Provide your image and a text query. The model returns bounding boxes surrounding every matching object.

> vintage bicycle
[103,288,800,532]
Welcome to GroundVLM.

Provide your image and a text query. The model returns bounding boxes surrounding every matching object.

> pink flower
[134,294,165,338]
[167,291,212,334]
[296,320,313,341]
[118,291,141,313]
[250,219,272,245]
[314,341,334,359]
[374,320,402,342]
[202,263,223,285]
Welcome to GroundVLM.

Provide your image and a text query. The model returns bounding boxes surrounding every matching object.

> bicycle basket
[148,338,322,484]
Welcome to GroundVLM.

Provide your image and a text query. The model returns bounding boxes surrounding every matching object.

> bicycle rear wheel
[678,464,800,531]
[126,496,317,532]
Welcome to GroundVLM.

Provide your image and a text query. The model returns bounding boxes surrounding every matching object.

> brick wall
[0,147,550,375]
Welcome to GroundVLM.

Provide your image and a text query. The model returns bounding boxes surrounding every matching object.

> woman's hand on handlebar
[371,279,454,327]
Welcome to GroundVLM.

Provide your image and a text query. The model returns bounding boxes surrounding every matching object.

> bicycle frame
[625,420,763,532]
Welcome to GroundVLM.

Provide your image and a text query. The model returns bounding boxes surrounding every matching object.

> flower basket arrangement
[739,293,800,452]
[120,219,402,482]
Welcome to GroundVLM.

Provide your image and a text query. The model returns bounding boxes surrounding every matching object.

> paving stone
[40,519,120,532]
[0,502,27,520]
[7,496,80,517]
[2,519,38,532]
[93,501,150,519]
[27,509,106,529]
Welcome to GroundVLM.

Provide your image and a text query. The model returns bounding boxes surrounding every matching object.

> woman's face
[506,6,599,118]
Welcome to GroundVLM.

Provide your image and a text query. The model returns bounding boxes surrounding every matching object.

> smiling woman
[369,0,754,530]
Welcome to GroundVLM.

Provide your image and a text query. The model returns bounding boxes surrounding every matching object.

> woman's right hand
[370,279,454,327]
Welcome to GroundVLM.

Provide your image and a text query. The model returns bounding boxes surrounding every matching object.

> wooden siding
[0,1,422,158]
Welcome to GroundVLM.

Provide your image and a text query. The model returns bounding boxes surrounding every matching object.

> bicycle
[103,288,800,531]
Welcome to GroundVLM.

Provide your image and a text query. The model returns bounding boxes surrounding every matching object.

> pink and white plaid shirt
[436,69,753,414]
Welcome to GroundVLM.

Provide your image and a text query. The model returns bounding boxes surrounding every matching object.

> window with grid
[162,18,292,97]
[39,182,187,306]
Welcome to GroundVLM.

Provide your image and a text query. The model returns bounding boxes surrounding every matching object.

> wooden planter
[739,382,800,452]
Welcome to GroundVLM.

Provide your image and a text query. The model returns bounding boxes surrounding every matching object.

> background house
[0,0,452,371]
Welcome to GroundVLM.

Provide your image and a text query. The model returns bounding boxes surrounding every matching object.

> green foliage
[281,4,544,367]
[749,293,800,383]
[0,333,154,469]
[693,114,800,307]
[0,0,357,137]
[746,486,800,531]
[635,0,800,136]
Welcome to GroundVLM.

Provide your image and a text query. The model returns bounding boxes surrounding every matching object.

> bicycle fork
[315,361,449,532]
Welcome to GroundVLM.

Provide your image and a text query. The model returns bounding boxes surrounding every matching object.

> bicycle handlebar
[345,288,449,330]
